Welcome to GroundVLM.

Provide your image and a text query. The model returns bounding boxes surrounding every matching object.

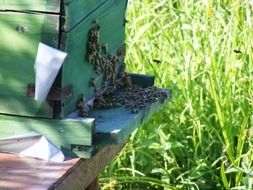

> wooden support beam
[85,177,99,190]
[50,141,127,190]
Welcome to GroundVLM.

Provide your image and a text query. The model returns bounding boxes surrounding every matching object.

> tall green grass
[101,0,253,189]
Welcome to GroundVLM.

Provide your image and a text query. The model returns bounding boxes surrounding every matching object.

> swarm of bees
[76,94,89,117]
[76,22,168,117]
[86,23,118,82]
[94,84,168,114]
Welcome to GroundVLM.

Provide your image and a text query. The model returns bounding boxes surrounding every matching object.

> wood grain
[0,153,79,190]
[0,12,59,117]
[0,142,126,190]
[50,142,127,190]
[0,114,95,150]
[62,0,106,32]
[60,0,127,117]
[0,0,61,13]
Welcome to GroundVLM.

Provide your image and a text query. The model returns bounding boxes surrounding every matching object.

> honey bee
[124,76,132,87]
[114,102,121,107]
[234,49,242,54]
[79,107,89,117]
[88,42,97,53]
[131,108,138,114]
[121,98,129,105]
[94,94,114,109]
[95,56,102,67]
[132,94,139,100]
[144,98,149,103]
[112,55,118,63]
[153,59,162,64]
[76,94,85,108]
[101,44,108,54]
[76,95,89,117]
[92,20,100,30]
[94,102,107,109]
[95,95,107,104]
[86,54,94,63]
[138,103,146,109]
[89,78,96,88]
[106,102,113,108]
[150,96,157,103]
[159,91,168,103]
[16,25,29,33]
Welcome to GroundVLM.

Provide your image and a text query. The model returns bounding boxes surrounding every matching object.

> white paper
[20,136,65,162]
[0,132,41,153]
[34,43,67,102]
[0,132,65,162]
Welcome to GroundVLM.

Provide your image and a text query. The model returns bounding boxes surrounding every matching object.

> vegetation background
[101,0,253,189]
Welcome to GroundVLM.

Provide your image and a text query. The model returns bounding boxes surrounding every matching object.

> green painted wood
[0,0,108,31]
[0,12,59,117]
[0,0,128,118]
[93,88,171,144]
[0,114,94,152]
[60,0,127,117]
[0,0,61,13]
[62,145,100,158]
[62,0,106,32]
[129,73,155,87]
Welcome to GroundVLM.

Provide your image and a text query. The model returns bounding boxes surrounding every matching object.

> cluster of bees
[76,23,168,117]
[77,23,120,117]
[94,83,168,114]
[76,95,89,117]
[86,23,118,82]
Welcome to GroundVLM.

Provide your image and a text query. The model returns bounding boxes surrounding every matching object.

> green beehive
[0,0,127,118]
[0,0,171,158]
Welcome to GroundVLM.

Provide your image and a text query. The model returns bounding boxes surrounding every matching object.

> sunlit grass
[101,0,253,189]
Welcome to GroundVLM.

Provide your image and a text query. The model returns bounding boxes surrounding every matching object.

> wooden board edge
[0,115,95,150]
[49,141,127,190]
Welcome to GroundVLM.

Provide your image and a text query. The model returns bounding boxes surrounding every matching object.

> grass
[100,0,253,189]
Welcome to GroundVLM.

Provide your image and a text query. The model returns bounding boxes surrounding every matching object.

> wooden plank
[50,141,127,190]
[61,145,97,158]
[0,12,59,51]
[0,0,108,29]
[93,89,171,144]
[62,0,106,32]
[0,0,61,13]
[0,142,126,190]
[0,84,54,117]
[85,176,99,190]
[60,0,127,117]
[0,153,79,190]
[0,12,59,117]
[0,114,95,151]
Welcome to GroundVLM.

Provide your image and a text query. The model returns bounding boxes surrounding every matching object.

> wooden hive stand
[0,142,126,190]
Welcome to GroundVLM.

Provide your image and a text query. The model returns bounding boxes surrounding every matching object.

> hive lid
[0,0,61,13]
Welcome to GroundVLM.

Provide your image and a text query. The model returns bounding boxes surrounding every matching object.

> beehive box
[0,0,171,158]
[0,0,127,118]
[0,74,171,158]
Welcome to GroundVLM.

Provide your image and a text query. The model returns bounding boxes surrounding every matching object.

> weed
[101,0,253,189]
